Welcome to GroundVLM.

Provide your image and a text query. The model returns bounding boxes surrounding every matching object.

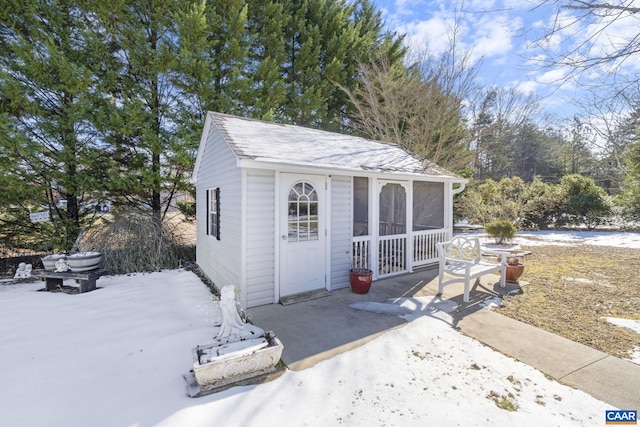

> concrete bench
[436,237,508,302]
[32,268,109,293]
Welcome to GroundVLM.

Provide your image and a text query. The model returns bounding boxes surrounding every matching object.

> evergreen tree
[0,0,106,250]
[616,105,640,218]
[200,0,252,115]
[92,0,207,221]
[245,0,289,120]
[0,0,405,253]
[197,0,400,129]
[278,0,403,129]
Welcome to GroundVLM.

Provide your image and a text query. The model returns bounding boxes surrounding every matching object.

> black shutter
[215,188,221,240]
[205,189,210,235]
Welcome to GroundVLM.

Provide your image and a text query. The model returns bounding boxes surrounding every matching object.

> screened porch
[351,177,452,279]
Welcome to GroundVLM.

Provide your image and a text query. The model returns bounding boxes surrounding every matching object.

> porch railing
[352,236,371,271]
[351,228,449,279]
[412,229,449,267]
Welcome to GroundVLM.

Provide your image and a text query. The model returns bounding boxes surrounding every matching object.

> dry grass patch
[498,244,640,360]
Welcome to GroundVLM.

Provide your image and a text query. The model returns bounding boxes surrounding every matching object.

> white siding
[194,112,459,307]
[245,169,276,307]
[195,126,242,295]
[330,175,352,289]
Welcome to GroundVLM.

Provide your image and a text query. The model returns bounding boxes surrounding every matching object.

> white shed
[192,112,467,308]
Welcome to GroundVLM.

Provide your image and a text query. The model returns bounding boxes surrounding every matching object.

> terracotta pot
[350,269,372,294]
[506,263,524,283]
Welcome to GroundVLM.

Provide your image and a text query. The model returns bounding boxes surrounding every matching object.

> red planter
[350,269,373,294]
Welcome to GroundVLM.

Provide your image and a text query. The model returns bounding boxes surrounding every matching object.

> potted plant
[505,257,524,283]
[41,254,67,271]
[485,219,516,245]
[350,267,372,294]
[66,251,102,272]
[350,246,372,294]
[349,253,373,294]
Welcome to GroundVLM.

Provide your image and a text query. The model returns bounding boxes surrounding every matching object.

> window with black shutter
[208,188,220,240]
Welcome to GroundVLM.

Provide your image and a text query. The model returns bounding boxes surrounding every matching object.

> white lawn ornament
[187,284,284,396]
[14,262,32,279]
[216,285,249,341]
[54,258,69,272]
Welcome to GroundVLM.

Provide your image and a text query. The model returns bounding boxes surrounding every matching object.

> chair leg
[463,277,470,302]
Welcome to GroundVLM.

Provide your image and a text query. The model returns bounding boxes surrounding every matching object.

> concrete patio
[248,266,640,410]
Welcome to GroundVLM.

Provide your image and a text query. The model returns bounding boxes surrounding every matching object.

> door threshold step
[279,289,331,305]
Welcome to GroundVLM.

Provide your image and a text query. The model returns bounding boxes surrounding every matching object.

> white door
[279,174,326,297]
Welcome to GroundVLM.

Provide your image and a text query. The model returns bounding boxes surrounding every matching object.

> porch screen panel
[413,181,444,231]
[353,177,369,236]
[379,183,406,236]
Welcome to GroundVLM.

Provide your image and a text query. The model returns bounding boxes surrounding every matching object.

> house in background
[192,112,467,308]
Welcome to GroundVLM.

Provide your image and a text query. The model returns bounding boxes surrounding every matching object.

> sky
[370,0,640,120]
[1,231,639,426]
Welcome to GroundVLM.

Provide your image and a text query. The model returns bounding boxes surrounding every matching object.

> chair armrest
[442,257,475,268]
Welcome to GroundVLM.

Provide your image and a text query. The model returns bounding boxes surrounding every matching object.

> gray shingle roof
[199,112,463,180]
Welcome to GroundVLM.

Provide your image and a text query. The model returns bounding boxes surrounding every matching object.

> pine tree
[0,0,106,251]
[200,0,252,115]
[0,0,406,252]
[245,0,289,121]
[91,0,208,221]
[277,0,403,129]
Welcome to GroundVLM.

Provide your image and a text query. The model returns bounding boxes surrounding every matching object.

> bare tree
[534,1,640,93]
[467,87,544,180]
[580,93,632,167]
[339,23,480,171]
[562,83,640,194]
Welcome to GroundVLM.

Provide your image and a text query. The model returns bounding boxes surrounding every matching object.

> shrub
[485,219,516,244]
[557,174,612,229]
[80,210,195,274]
[455,175,613,230]
[455,177,526,226]
[616,174,640,222]
[521,177,563,229]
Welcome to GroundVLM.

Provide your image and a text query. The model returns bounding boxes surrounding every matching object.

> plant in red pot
[350,267,372,294]
[350,248,373,294]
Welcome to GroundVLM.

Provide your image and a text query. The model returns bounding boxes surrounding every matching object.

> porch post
[407,180,413,272]
[370,177,378,279]
[444,182,453,240]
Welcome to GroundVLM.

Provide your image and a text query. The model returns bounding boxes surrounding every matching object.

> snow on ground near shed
[514,230,640,248]
[460,228,640,248]
[0,267,611,427]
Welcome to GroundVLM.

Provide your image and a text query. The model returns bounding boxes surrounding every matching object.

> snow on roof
[199,112,463,180]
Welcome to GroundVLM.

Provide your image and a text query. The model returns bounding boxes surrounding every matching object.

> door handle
[281,235,287,240]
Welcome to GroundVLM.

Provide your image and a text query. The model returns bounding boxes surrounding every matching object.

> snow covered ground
[502,230,640,249]
[1,231,635,426]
